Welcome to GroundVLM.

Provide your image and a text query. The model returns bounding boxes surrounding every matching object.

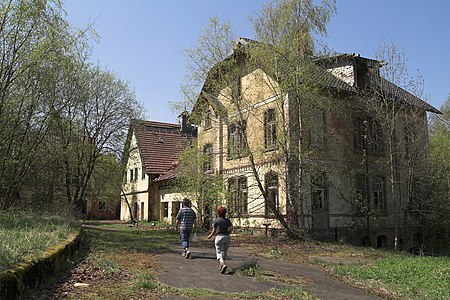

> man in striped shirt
[176,198,197,258]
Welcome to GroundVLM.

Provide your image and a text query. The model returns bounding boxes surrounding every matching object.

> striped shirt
[176,207,197,230]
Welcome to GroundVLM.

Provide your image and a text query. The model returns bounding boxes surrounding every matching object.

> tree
[353,41,435,249]
[0,0,83,209]
[182,0,336,238]
[174,143,224,230]
[427,95,450,252]
[49,65,142,215]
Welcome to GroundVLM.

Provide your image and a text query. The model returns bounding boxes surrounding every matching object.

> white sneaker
[185,250,191,259]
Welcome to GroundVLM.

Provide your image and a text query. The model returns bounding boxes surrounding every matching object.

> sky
[64,0,450,123]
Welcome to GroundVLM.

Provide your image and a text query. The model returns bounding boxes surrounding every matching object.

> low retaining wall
[0,229,84,299]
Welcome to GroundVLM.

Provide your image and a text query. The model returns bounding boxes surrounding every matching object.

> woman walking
[207,205,233,274]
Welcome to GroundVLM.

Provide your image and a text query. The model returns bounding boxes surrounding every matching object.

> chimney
[177,110,190,133]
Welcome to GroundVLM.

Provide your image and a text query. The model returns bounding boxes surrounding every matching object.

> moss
[0,229,84,299]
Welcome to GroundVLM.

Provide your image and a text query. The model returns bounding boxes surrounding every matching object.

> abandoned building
[120,115,196,224]
[190,38,440,249]
[120,37,440,250]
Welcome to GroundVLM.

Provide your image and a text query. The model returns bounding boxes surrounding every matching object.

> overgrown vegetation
[0,210,79,269]
[247,235,450,299]
[331,256,450,300]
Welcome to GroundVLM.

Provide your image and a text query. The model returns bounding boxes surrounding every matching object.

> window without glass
[98,201,106,212]
[353,117,384,154]
[203,144,213,173]
[265,172,279,215]
[264,109,277,150]
[227,122,247,159]
[227,176,248,215]
[355,175,368,213]
[310,108,325,148]
[372,176,385,212]
[311,171,326,211]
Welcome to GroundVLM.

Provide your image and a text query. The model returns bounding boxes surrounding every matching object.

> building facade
[192,40,440,249]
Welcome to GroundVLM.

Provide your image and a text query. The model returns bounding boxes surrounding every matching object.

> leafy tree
[427,95,450,252]
[0,0,79,209]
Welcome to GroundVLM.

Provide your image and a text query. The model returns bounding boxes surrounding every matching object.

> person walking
[176,198,197,259]
[207,205,233,274]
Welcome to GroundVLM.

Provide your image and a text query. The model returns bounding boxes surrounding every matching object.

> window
[265,172,279,215]
[129,169,133,182]
[163,202,169,218]
[355,175,368,213]
[134,168,138,182]
[227,121,247,159]
[98,201,106,212]
[141,168,146,180]
[310,108,325,148]
[311,171,326,211]
[204,108,212,129]
[353,117,384,154]
[404,123,417,159]
[264,109,277,150]
[227,176,248,215]
[203,144,213,173]
[372,176,385,212]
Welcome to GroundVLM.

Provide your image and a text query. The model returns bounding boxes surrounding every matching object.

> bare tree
[181,0,336,239]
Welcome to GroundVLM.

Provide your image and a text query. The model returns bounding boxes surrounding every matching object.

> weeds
[237,258,261,276]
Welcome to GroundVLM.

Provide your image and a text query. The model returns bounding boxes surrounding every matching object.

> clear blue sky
[64,0,450,123]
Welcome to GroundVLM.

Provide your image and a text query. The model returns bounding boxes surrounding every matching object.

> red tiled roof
[132,120,193,176]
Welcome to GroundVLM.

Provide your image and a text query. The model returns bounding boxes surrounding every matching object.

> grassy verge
[244,235,450,300]
[0,210,80,270]
[331,256,450,300]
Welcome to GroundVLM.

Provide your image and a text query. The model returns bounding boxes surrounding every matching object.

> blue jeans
[180,228,192,249]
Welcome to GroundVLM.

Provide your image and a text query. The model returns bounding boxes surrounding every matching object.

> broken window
[311,171,327,211]
[353,117,384,154]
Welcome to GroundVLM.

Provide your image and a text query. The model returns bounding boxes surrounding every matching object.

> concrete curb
[0,229,84,300]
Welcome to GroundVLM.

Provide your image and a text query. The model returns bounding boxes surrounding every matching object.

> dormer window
[157,137,164,143]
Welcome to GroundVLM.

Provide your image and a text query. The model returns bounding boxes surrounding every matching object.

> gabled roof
[131,120,194,176]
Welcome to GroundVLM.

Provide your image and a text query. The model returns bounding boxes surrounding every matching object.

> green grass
[331,255,450,299]
[0,210,80,269]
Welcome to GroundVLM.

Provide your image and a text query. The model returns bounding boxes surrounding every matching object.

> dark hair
[217,205,227,218]
[182,198,191,207]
